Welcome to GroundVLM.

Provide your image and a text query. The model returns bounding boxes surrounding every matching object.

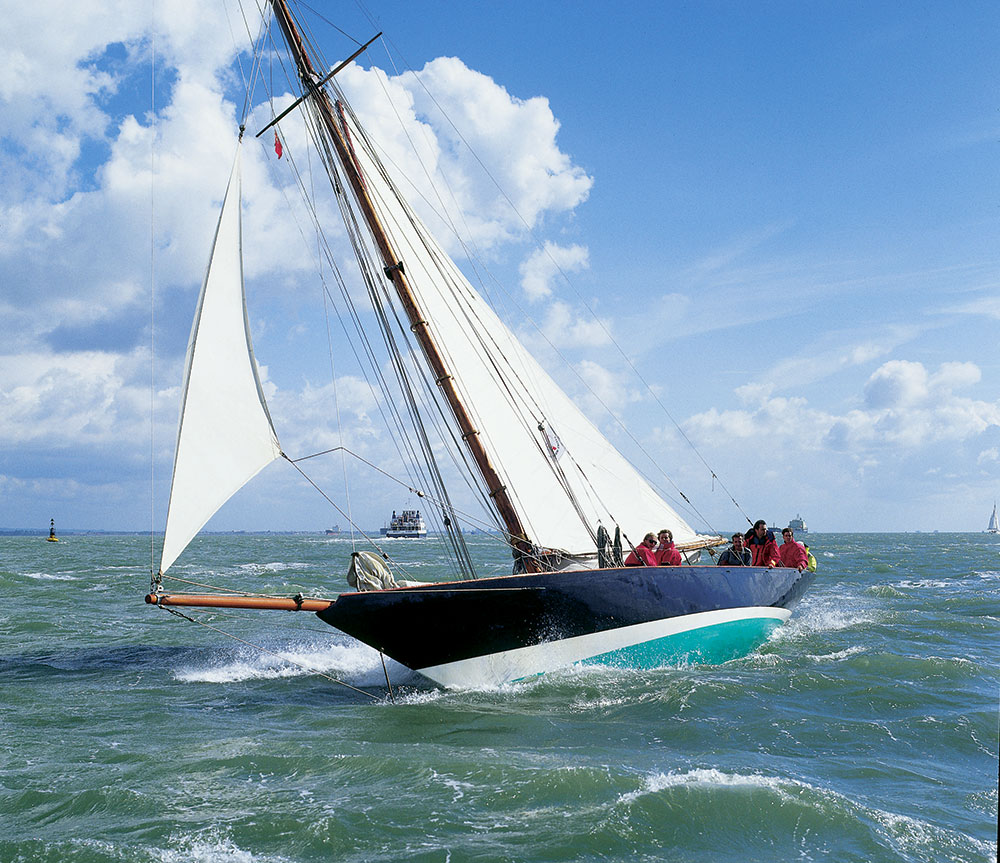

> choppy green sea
[1,532,996,862]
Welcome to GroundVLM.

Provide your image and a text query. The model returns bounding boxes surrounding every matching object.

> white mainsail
[159,147,282,574]
[340,109,718,554]
[988,502,999,534]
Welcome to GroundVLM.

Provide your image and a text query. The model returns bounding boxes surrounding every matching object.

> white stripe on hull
[417,606,791,689]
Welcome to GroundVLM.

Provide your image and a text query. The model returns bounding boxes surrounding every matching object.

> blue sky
[1,0,998,535]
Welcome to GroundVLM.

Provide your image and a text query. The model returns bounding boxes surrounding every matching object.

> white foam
[772,603,876,641]
[155,836,291,863]
[173,638,406,686]
[805,646,867,662]
[897,579,952,589]
[430,770,475,801]
[22,571,77,581]
[236,561,310,573]
[871,806,996,860]
[619,768,803,805]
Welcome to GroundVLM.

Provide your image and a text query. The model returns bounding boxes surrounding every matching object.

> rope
[347,29,740,534]
[159,605,382,701]
[148,0,157,582]
[289,444,552,562]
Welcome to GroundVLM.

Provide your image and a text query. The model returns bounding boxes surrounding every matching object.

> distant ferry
[770,515,808,535]
[380,509,427,538]
[325,524,342,535]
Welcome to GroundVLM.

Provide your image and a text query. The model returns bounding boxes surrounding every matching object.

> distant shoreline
[0,529,376,537]
[0,528,986,536]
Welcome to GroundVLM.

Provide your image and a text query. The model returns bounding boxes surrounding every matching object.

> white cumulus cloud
[688,359,1000,455]
[519,242,589,301]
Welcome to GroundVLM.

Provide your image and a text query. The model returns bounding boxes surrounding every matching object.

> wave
[616,768,994,862]
[803,645,868,662]
[236,561,312,573]
[153,833,292,863]
[172,637,415,690]
[771,601,878,642]
[20,571,78,581]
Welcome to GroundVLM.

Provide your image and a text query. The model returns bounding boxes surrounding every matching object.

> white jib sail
[343,111,717,554]
[159,146,282,574]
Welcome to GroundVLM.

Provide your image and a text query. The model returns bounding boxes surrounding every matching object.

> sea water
[0,532,995,862]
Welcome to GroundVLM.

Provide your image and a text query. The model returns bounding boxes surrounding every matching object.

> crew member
[744,520,779,567]
[778,527,808,571]
[624,532,658,566]
[655,529,682,566]
[717,533,752,566]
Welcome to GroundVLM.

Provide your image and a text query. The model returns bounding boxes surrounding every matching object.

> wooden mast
[268,0,538,570]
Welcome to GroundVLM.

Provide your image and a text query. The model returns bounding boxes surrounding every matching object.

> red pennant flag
[274,131,283,159]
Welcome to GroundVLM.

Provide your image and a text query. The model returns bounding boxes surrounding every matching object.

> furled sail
[159,146,282,574]
[338,109,718,555]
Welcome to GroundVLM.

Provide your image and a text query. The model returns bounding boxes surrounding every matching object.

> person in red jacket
[655,529,682,566]
[744,520,779,567]
[778,527,808,571]
[624,532,658,566]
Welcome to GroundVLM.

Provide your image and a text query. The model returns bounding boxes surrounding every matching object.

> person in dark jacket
[744,520,779,567]
[717,533,752,566]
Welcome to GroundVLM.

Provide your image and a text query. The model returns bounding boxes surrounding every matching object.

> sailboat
[987,503,999,534]
[146,0,815,689]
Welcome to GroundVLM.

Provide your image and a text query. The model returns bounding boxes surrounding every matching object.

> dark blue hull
[317,565,814,686]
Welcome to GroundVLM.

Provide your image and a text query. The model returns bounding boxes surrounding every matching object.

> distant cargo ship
[380,509,427,538]
[325,525,342,536]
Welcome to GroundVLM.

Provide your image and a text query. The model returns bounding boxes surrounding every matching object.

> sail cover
[341,111,717,554]
[159,147,281,574]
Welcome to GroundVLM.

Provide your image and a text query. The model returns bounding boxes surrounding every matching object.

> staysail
[336,106,718,555]
[159,146,282,574]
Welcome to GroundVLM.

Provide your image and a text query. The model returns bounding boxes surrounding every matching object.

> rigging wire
[241,3,728,567]
[241,5,548,568]
[333,95,700,548]
[290,444,563,558]
[249,67,447,547]
[148,0,157,582]
[297,89,481,576]
[250,10,496,572]
[357,25,743,533]
[325,45,720,538]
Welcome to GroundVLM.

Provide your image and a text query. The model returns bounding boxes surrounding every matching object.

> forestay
[339,108,717,556]
[159,147,282,574]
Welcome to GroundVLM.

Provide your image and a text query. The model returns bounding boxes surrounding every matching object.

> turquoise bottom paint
[585,617,785,668]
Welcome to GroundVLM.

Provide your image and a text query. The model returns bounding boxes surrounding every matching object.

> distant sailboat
[987,503,999,534]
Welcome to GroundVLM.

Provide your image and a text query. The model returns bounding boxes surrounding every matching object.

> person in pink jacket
[655,529,682,566]
[624,532,658,566]
[778,527,808,571]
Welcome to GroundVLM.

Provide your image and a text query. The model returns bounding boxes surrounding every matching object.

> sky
[1,0,998,536]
